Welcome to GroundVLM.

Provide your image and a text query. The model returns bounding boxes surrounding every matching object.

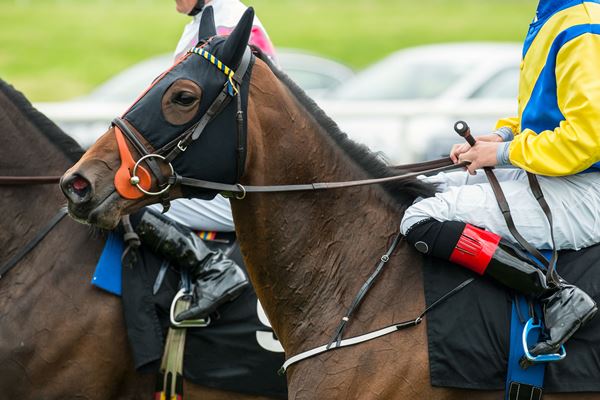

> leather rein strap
[0,177,68,278]
[0,207,68,279]
[0,176,61,184]
[170,161,468,199]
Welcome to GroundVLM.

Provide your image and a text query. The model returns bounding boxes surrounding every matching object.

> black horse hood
[121,7,255,198]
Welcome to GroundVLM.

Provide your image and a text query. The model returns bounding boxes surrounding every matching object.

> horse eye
[172,92,197,107]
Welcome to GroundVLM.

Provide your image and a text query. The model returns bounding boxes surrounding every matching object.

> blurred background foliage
[0,0,536,101]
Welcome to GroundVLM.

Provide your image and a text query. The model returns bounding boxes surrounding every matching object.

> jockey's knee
[403,218,466,258]
[401,197,450,235]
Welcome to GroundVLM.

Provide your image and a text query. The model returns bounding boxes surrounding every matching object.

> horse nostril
[61,173,93,204]
[71,176,89,195]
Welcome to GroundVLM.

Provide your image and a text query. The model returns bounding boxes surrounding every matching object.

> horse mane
[0,79,84,163]
[253,50,435,206]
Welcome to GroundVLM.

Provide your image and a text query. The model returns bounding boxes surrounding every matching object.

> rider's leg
[147,196,234,232]
[402,170,600,355]
[404,169,600,250]
[132,208,249,319]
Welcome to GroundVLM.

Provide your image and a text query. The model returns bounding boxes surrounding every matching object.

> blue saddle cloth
[91,233,124,296]
[423,243,600,393]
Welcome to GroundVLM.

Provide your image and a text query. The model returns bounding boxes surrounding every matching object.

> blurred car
[39,49,353,147]
[84,48,353,104]
[321,42,521,162]
[329,43,520,102]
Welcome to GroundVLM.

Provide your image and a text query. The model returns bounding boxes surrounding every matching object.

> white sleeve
[174,16,201,61]
[149,195,235,232]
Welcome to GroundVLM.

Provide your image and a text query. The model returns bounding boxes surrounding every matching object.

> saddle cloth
[423,242,600,392]
[121,236,288,399]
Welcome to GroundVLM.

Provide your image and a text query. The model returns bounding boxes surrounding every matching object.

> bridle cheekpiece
[112,45,253,211]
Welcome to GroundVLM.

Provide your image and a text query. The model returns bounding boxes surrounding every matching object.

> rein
[0,176,61,185]
[0,207,68,279]
[0,178,67,279]
[169,161,467,199]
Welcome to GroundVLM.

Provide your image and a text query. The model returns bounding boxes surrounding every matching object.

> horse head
[61,6,256,229]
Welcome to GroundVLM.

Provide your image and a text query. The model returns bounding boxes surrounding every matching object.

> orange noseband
[114,126,152,200]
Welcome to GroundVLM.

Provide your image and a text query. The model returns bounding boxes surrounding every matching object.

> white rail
[35,99,516,163]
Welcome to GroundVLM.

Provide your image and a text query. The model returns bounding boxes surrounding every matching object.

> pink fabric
[216,25,276,59]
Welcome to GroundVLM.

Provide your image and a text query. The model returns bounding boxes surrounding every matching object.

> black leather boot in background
[134,209,249,320]
[175,251,248,321]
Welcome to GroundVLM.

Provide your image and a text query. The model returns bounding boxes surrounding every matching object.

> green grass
[0,0,537,101]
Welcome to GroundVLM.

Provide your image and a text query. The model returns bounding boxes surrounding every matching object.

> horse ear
[221,7,254,68]
[198,6,217,42]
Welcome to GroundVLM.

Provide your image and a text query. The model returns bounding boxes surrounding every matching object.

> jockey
[174,0,277,62]
[138,0,277,320]
[401,0,600,356]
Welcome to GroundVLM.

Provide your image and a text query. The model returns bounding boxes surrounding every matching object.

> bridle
[113,44,472,211]
[112,44,254,212]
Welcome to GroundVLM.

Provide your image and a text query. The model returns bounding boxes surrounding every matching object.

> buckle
[131,154,174,196]
[177,140,188,153]
[520,318,566,367]
[169,288,211,328]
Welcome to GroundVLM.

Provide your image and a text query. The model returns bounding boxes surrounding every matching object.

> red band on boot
[449,224,501,275]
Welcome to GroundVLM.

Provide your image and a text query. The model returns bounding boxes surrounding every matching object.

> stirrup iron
[169,288,211,328]
[519,318,566,368]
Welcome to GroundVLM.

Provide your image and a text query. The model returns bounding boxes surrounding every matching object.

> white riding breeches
[149,195,235,232]
[400,168,600,251]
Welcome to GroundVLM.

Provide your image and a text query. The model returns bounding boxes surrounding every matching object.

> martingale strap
[327,233,404,349]
[280,278,474,374]
[278,231,474,374]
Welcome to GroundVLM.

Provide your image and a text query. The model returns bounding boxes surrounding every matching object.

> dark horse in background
[0,79,279,399]
[59,7,600,399]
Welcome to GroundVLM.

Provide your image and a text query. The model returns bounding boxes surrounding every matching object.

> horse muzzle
[60,168,121,228]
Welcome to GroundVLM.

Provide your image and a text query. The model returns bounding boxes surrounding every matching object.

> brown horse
[59,8,597,400]
[0,80,278,400]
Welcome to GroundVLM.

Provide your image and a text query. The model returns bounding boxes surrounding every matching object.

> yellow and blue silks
[496,0,600,176]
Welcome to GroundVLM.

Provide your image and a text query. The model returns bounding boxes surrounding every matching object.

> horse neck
[231,61,424,356]
[0,86,82,270]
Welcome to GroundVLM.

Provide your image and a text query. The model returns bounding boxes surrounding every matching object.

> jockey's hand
[449,133,503,164]
[458,141,501,175]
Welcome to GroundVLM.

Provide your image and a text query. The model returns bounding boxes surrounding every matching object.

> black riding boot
[133,209,249,320]
[406,219,597,355]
